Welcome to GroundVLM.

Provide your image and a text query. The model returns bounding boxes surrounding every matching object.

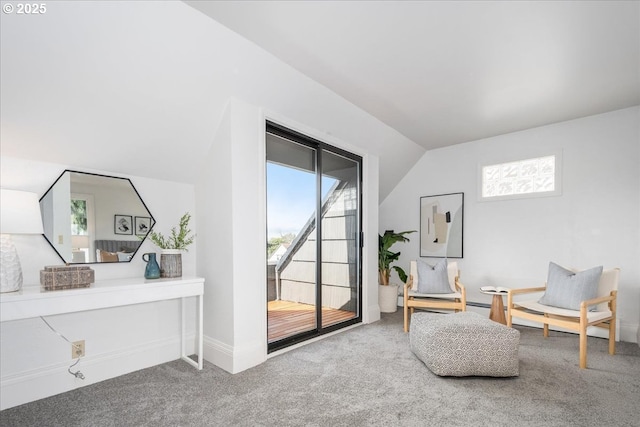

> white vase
[0,235,22,293]
[379,284,399,313]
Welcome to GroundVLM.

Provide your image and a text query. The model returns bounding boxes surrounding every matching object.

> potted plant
[148,212,195,278]
[378,229,415,312]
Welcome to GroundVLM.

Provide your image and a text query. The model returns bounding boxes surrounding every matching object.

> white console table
[0,276,204,370]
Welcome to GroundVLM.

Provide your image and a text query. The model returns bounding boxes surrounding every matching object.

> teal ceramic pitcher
[142,253,161,279]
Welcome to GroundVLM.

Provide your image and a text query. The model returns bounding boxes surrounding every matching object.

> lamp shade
[71,234,89,248]
[0,189,44,235]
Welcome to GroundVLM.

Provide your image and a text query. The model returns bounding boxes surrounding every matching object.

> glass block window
[481,155,558,199]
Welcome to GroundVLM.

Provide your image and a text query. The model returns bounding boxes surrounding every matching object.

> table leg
[180,296,203,370]
[197,294,203,370]
[489,294,506,325]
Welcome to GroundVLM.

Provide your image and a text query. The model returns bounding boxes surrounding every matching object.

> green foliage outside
[71,199,87,234]
[267,233,295,258]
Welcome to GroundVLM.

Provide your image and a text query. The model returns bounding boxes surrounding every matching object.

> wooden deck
[267,300,356,343]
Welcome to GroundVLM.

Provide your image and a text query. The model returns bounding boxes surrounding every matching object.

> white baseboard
[365,304,381,324]
[231,340,267,374]
[0,335,194,411]
[620,322,639,344]
[202,337,266,374]
[203,335,233,373]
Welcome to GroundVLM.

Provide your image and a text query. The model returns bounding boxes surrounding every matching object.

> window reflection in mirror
[70,195,91,262]
[39,170,155,264]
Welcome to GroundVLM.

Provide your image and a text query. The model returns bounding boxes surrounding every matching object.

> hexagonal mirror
[39,170,155,264]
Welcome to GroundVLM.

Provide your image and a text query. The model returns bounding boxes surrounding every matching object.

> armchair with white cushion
[507,262,619,369]
[403,259,466,332]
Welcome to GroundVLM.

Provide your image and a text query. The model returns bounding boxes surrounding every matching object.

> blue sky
[266,163,334,239]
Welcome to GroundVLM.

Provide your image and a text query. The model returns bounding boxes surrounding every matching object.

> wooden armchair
[403,260,466,332]
[507,267,619,369]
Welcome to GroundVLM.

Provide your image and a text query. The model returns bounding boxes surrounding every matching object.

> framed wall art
[114,214,133,235]
[420,192,463,258]
[135,216,151,236]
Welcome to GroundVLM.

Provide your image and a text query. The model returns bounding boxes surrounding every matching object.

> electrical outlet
[72,340,85,358]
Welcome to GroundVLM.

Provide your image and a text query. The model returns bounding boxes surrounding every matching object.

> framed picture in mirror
[114,215,133,235]
[135,216,151,236]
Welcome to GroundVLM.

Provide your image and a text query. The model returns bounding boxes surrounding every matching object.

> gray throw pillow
[417,259,452,294]
[538,262,602,311]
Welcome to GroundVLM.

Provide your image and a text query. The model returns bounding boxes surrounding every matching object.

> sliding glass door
[266,122,361,352]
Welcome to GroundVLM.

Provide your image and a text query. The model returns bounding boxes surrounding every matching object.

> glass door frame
[266,121,363,353]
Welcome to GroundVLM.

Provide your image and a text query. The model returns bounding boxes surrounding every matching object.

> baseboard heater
[466,301,491,309]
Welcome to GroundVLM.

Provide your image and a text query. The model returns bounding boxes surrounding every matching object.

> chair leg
[403,291,410,332]
[579,326,587,369]
[543,314,549,338]
[609,319,616,356]
[403,304,409,333]
[609,292,617,355]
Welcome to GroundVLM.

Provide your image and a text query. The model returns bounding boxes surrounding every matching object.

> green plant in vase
[148,212,195,278]
[378,230,416,285]
[148,212,195,251]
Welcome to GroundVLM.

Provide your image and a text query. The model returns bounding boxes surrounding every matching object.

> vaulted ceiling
[189,0,640,150]
[1,1,638,199]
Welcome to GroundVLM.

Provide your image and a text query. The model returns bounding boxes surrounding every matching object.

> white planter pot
[379,284,399,313]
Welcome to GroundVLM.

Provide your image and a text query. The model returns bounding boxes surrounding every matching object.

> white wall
[380,107,640,342]
[0,156,197,410]
[196,100,234,371]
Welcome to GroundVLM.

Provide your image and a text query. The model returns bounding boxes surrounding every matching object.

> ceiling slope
[2,1,638,200]
[1,1,424,199]
[189,0,640,150]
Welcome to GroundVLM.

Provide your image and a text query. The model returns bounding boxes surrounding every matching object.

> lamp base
[1,234,23,293]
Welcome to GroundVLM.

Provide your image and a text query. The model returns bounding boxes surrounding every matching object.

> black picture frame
[419,192,463,258]
[134,216,151,236]
[114,215,133,235]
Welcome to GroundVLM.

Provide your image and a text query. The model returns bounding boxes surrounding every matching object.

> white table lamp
[1,189,44,293]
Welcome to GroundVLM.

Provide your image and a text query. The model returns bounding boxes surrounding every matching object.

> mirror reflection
[39,170,155,264]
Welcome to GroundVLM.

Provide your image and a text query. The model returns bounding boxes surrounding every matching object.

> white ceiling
[190,0,640,150]
[1,1,638,199]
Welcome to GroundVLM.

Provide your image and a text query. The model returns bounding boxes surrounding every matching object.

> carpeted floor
[1,310,639,426]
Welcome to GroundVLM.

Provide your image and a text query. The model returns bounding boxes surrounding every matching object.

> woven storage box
[40,265,95,291]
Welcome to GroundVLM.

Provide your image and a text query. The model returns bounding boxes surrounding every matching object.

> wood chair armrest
[404,276,413,293]
[508,286,546,296]
[507,286,546,314]
[580,290,617,309]
[456,279,466,303]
